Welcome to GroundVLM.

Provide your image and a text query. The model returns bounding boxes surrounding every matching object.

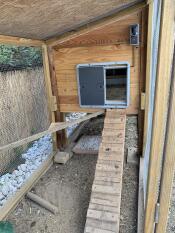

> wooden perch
[26,192,58,214]
[0,111,104,152]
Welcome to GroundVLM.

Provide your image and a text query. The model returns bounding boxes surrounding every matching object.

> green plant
[0,44,43,68]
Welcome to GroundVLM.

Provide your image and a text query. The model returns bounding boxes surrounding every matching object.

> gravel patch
[66,112,87,137]
[0,135,52,207]
[72,135,101,154]
[7,115,139,233]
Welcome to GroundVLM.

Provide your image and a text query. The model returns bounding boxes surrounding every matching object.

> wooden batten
[0,35,44,46]
[0,111,104,153]
[0,154,54,220]
[155,50,175,232]
[142,1,154,155]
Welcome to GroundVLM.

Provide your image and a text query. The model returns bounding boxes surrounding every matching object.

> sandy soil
[7,116,139,233]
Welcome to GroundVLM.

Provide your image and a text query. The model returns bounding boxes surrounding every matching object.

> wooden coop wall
[53,8,147,114]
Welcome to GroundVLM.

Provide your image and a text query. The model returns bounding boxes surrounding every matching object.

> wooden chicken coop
[0,0,174,232]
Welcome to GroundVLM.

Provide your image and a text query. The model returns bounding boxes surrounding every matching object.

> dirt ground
[167,176,175,233]
[7,116,139,233]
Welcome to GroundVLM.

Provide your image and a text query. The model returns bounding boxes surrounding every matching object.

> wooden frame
[156,47,175,233]
[42,44,58,150]
[42,45,56,123]
[138,7,148,153]
[47,46,67,149]
[0,111,104,152]
[142,0,154,155]
[0,111,104,220]
[144,0,175,232]
[0,153,54,220]
[0,35,43,47]
[0,2,174,232]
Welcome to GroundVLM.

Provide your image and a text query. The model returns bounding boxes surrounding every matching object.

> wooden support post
[144,0,175,232]
[47,46,67,149]
[142,1,154,156]
[155,48,175,233]
[42,44,57,150]
[138,7,148,155]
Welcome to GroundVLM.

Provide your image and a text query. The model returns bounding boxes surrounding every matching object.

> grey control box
[130,24,139,45]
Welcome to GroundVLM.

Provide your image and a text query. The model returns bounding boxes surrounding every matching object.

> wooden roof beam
[46,1,147,48]
[0,35,44,47]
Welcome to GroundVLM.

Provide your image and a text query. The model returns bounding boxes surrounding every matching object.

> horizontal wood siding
[53,11,143,113]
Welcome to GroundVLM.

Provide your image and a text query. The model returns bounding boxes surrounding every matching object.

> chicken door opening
[105,67,127,105]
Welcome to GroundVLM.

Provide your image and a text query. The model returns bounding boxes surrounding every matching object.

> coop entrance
[105,66,127,105]
[77,62,130,108]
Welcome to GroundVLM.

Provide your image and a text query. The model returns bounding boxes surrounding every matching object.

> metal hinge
[154,202,160,224]
[51,96,58,112]
[141,92,146,110]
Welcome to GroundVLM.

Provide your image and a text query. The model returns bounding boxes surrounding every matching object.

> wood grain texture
[47,46,67,149]
[53,12,141,49]
[0,35,43,46]
[54,43,141,113]
[138,8,148,154]
[51,7,147,114]
[144,0,175,232]
[42,45,55,123]
[156,48,175,232]
[84,109,126,232]
[42,45,58,150]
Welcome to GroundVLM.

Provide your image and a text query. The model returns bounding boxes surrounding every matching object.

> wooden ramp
[84,109,126,233]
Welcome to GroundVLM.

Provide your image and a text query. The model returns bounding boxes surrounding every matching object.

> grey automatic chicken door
[77,62,130,109]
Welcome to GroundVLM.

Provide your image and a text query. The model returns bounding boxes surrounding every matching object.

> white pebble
[0,192,5,201]
[1,186,9,196]
[20,164,27,172]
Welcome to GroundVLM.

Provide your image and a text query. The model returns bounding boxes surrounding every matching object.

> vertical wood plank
[47,46,67,148]
[144,0,175,232]
[156,48,175,233]
[142,1,154,155]
[138,7,148,154]
[42,44,57,150]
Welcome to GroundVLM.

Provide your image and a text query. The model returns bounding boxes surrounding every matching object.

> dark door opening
[105,66,127,105]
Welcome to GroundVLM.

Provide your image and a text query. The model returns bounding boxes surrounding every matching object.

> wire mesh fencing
[0,44,53,208]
